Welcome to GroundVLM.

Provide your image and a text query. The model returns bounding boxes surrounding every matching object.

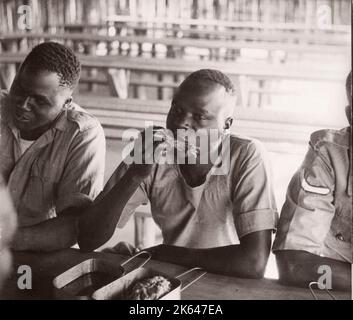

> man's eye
[194,114,207,121]
[173,106,183,115]
[33,97,48,105]
[10,94,26,104]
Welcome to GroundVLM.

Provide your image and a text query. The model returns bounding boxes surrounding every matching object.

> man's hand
[102,241,140,255]
[129,126,169,179]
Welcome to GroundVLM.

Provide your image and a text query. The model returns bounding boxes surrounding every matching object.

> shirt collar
[173,133,231,181]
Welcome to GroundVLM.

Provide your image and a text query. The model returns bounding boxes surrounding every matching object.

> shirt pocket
[331,194,352,244]
[22,175,56,220]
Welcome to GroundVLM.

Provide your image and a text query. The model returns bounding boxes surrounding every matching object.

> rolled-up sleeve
[272,144,335,255]
[55,123,106,213]
[232,141,278,238]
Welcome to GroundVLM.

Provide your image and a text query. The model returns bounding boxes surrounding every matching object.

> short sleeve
[55,123,106,212]
[272,144,336,255]
[232,140,278,238]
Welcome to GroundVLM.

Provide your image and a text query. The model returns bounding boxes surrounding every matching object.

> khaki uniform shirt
[0,92,106,227]
[273,128,352,263]
[102,135,278,248]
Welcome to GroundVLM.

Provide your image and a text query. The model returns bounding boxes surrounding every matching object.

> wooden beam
[0,52,346,82]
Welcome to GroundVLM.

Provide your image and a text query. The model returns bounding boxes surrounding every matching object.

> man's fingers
[133,127,168,164]
[103,241,137,256]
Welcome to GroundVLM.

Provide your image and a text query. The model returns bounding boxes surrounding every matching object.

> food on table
[127,275,172,300]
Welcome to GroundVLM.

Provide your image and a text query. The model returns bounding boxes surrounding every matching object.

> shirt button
[335,233,344,241]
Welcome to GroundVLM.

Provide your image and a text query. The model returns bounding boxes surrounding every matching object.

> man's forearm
[11,210,80,252]
[78,166,146,252]
[276,250,351,292]
[147,243,268,279]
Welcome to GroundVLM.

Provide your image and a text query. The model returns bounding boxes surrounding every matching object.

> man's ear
[224,117,234,130]
[345,105,352,125]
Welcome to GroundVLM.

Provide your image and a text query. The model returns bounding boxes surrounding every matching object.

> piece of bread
[154,129,199,158]
[127,276,172,300]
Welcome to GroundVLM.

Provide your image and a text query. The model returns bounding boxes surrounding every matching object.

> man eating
[78,69,278,279]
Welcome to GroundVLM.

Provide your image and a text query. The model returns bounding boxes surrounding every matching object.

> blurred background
[0,0,351,279]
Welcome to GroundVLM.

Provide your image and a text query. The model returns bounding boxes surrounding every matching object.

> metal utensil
[52,251,151,300]
[92,266,206,300]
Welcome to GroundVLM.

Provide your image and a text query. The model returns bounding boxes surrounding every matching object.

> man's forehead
[174,82,228,110]
[19,66,61,94]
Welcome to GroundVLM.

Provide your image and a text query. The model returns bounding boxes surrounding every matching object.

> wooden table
[1,249,350,300]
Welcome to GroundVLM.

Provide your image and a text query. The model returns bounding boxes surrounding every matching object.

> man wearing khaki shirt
[78,69,278,279]
[273,71,352,291]
[0,42,105,252]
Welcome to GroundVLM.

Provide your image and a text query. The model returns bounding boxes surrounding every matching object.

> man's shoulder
[66,102,103,132]
[229,134,266,155]
[310,128,349,150]
[229,134,254,145]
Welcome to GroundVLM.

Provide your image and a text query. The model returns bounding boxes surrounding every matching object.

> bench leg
[134,215,156,250]
[107,69,130,99]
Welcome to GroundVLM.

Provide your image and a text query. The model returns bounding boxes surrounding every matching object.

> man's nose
[17,97,31,112]
[178,113,193,129]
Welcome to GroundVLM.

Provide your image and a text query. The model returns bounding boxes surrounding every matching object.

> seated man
[0,176,17,290]
[78,69,278,279]
[273,71,352,291]
[0,42,106,252]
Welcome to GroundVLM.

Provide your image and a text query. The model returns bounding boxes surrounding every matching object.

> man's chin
[12,118,33,132]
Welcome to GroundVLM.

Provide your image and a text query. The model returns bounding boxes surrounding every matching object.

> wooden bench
[105,16,350,45]
[0,52,347,107]
[75,95,342,145]
[1,32,349,56]
[0,52,344,81]
[52,20,350,39]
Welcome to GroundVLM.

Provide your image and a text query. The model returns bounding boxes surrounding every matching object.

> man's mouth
[154,128,200,157]
[13,110,31,122]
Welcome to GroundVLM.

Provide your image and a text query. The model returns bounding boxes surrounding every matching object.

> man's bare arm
[146,230,272,279]
[77,165,149,252]
[11,207,81,252]
[276,250,351,292]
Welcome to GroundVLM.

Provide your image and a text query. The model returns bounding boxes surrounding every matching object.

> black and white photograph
[0,0,351,303]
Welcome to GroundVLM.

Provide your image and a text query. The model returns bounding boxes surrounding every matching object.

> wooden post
[160,73,174,101]
[107,68,130,99]
[134,211,156,250]
[85,42,98,93]
[0,40,18,90]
